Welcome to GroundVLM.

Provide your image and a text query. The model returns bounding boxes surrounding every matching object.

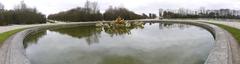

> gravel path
[0,23,64,33]
[0,21,102,34]
[203,20,240,29]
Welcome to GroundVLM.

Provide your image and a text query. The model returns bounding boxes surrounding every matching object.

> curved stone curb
[0,22,97,64]
[0,20,239,64]
[138,20,240,64]
[0,29,31,64]
[201,23,238,64]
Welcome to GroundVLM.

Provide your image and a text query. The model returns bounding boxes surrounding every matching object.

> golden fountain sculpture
[96,16,144,28]
[115,16,125,24]
[95,17,145,36]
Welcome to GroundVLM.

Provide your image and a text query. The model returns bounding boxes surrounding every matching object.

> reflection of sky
[25,23,214,64]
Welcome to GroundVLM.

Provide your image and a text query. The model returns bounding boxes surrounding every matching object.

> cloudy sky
[0,0,240,15]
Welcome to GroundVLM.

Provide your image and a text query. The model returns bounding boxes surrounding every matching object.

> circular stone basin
[24,22,214,64]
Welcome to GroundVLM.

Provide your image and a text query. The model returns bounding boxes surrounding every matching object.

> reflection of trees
[157,23,191,30]
[24,31,47,48]
[98,22,144,37]
[100,55,143,64]
[24,22,194,46]
[51,26,101,45]
[104,27,132,37]
[50,22,144,45]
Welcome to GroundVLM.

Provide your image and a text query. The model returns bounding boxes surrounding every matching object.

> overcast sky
[0,0,240,15]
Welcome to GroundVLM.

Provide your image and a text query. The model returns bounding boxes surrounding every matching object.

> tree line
[48,1,155,22]
[162,9,240,19]
[0,1,46,26]
[103,6,142,20]
[0,1,157,26]
[48,1,103,22]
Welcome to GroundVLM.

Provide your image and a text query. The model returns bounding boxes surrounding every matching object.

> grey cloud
[0,0,239,15]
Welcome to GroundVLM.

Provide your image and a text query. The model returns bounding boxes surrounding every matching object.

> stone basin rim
[0,20,238,64]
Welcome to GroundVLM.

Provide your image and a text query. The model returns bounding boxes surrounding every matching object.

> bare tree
[14,0,27,10]
[90,2,98,13]
[84,0,99,14]
[0,2,4,10]
[84,0,90,13]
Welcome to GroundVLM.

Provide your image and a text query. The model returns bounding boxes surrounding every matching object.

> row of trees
[163,13,240,19]
[103,6,143,20]
[48,1,154,22]
[149,13,157,19]
[162,10,240,19]
[48,1,102,22]
[0,1,46,26]
[48,7,103,22]
[1,1,157,25]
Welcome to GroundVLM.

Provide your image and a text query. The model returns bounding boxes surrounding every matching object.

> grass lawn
[0,29,24,46]
[208,22,240,43]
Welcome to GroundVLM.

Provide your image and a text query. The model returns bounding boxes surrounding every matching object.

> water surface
[24,22,214,64]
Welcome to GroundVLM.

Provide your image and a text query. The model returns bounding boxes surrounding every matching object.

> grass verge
[0,29,24,46]
[207,22,240,43]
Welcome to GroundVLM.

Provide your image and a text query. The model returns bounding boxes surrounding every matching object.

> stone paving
[0,23,63,33]
[0,29,31,64]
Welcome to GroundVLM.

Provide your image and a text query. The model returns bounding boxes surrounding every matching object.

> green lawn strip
[207,22,240,43]
[0,29,24,46]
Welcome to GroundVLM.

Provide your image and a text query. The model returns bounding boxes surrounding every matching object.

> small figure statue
[115,16,125,24]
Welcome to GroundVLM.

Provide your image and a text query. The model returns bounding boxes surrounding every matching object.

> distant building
[236,10,240,16]
[231,10,239,16]
[219,9,230,16]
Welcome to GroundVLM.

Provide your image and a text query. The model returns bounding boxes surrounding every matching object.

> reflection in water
[24,31,47,48]
[24,22,214,64]
[157,23,191,30]
[25,22,192,46]
[100,55,143,64]
[99,22,145,37]
[50,26,101,45]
